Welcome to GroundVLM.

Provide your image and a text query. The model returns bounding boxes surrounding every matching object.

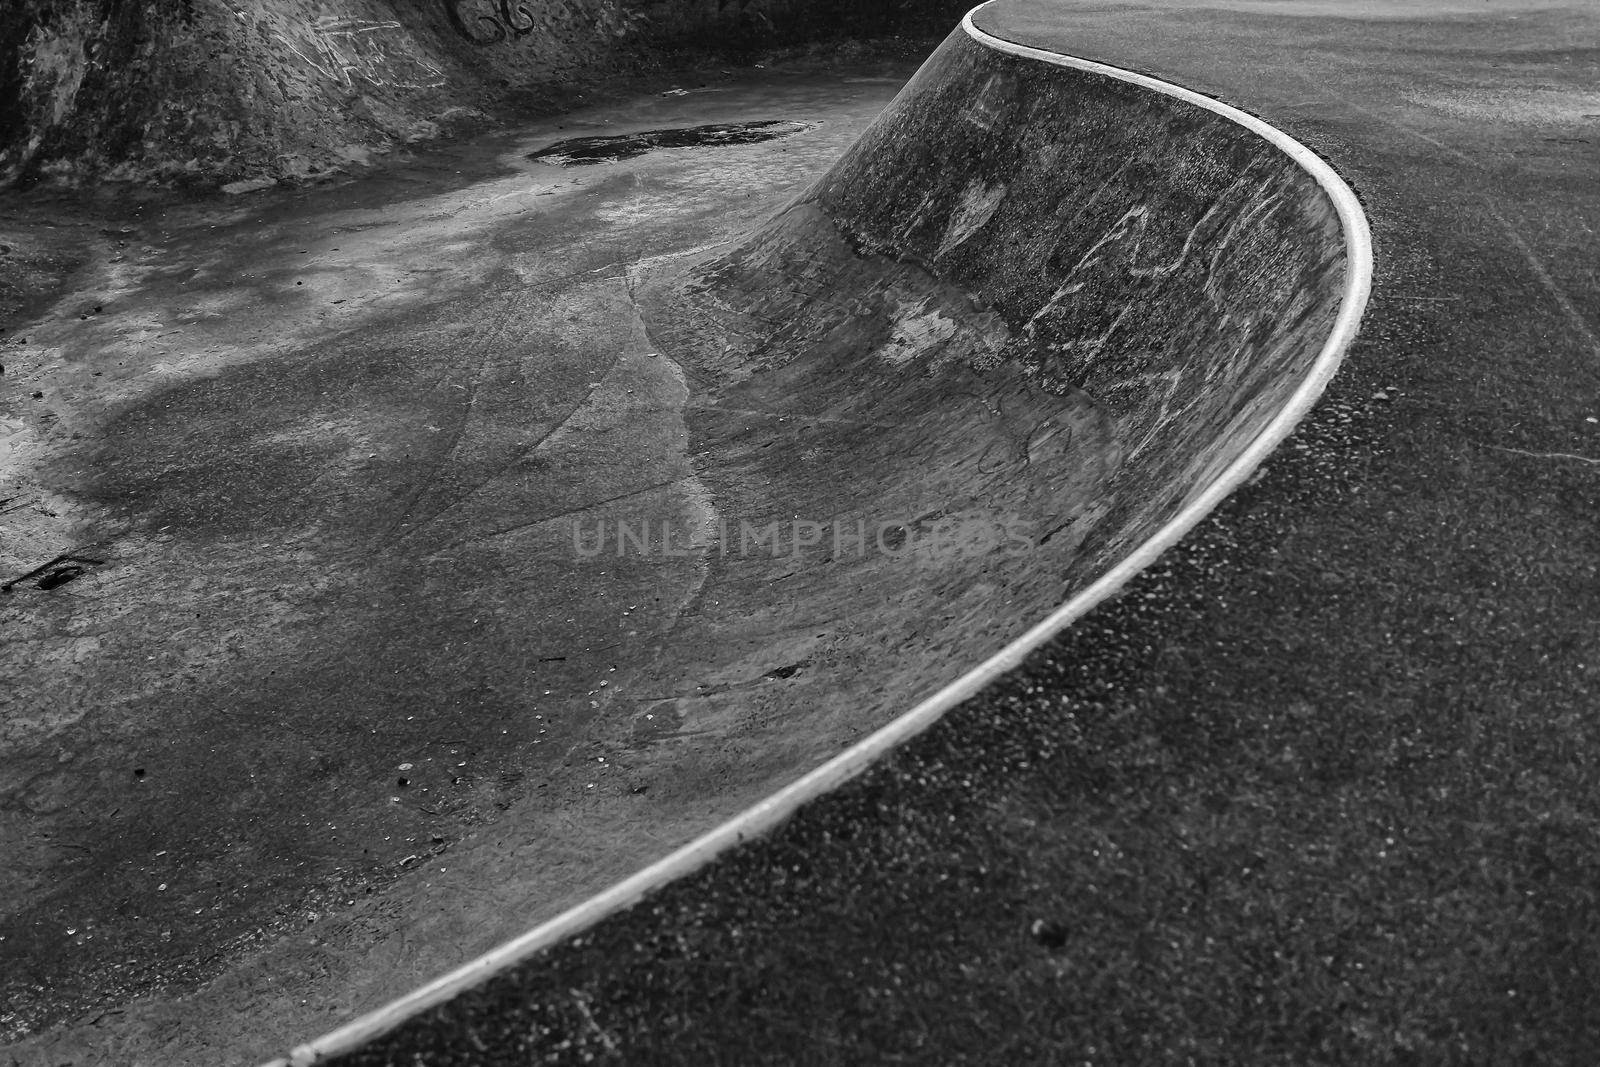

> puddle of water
[528,120,814,166]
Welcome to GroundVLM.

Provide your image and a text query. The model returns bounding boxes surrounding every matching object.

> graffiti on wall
[442,0,546,45]
[274,17,447,89]
[441,0,649,45]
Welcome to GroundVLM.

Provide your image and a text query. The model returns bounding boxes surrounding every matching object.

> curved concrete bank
[281,8,1369,1063]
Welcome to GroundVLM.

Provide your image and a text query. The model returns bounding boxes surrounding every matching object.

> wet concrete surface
[0,64,921,1061]
[528,121,816,166]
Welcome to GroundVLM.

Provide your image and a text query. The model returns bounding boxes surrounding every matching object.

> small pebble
[1029,919,1068,949]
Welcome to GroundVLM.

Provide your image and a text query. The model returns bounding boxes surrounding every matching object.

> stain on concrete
[528,120,814,165]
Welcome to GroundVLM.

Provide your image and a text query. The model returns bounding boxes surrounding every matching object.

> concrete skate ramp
[281,15,1366,1066]
[1,13,1366,1063]
[622,26,1356,776]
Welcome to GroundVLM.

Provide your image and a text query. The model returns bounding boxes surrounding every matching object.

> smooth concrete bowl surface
[0,11,1365,1065]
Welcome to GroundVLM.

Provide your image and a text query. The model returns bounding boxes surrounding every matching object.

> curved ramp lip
[273,7,1372,1064]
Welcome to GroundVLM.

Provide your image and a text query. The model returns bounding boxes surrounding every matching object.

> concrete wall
[0,0,969,189]
[0,0,637,187]
[631,0,970,47]
[628,23,1350,797]
[805,26,1349,586]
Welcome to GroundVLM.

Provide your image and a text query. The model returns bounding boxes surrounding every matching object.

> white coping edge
[273,7,1373,1063]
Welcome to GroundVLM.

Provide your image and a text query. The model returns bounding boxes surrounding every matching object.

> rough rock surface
[0,0,971,189]
[0,0,633,188]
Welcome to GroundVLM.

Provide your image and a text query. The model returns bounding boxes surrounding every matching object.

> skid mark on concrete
[1295,73,1600,363]
[426,476,695,555]
[1489,445,1600,467]
[1482,201,1600,363]
[371,285,567,549]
